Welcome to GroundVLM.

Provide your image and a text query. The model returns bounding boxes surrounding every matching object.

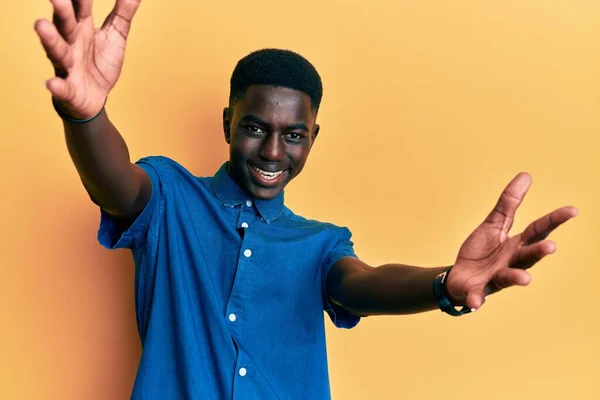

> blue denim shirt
[98,156,360,399]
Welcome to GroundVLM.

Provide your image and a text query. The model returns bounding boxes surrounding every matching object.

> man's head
[223,49,323,200]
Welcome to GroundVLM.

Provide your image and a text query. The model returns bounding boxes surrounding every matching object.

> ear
[223,107,232,144]
[310,124,320,148]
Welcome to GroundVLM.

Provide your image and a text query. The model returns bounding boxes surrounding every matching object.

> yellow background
[1,0,598,398]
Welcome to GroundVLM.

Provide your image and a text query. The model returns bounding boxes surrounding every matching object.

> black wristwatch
[433,266,472,316]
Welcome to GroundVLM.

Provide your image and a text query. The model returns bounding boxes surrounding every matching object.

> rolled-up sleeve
[321,227,361,329]
[97,157,166,251]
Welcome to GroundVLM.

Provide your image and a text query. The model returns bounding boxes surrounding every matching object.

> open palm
[35,0,141,119]
[446,173,578,310]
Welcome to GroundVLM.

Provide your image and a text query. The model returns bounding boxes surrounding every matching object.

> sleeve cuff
[97,158,164,250]
[322,227,362,329]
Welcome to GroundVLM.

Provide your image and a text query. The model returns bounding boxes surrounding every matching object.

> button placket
[225,209,255,338]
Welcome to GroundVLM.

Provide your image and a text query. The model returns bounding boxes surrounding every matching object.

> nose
[259,133,284,161]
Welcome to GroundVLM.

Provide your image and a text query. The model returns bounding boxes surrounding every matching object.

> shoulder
[135,155,191,175]
[280,206,353,239]
[134,156,213,187]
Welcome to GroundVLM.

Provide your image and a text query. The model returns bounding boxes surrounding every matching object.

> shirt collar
[212,162,285,223]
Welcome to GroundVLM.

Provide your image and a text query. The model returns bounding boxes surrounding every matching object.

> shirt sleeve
[321,227,361,329]
[97,156,166,251]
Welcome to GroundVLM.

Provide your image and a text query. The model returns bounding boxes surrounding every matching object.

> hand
[445,173,578,310]
[34,0,142,119]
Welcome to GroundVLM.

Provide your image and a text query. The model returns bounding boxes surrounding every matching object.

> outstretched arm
[327,173,578,316]
[326,259,447,316]
[35,0,150,218]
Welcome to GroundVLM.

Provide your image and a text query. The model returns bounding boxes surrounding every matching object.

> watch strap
[433,266,472,316]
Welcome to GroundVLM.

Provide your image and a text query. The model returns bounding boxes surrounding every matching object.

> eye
[285,132,305,142]
[244,125,266,135]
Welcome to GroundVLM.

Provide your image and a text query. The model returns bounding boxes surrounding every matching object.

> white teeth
[251,165,283,180]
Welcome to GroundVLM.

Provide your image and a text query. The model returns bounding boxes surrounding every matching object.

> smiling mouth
[249,164,288,186]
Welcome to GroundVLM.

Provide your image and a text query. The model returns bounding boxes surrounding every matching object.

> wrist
[433,266,472,316]
[443,266,464,306]
[52,98,106,123]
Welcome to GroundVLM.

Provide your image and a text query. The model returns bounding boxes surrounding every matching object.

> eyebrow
[239,114,309,132]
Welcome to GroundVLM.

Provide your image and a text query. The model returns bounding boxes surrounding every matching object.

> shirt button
[228,313,237,322]
[239,367,247,377]
[246,200,253,207]
[244,249,252,258]
[241,222,249,229]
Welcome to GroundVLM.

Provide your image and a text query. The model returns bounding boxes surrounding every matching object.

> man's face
[223,84,320,200]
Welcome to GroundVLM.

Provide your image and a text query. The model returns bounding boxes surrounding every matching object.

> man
[34,0,578,399]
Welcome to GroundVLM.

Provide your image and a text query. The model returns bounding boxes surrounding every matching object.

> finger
[101,0,142,36]
[489,268,531,294]
[51,0,77,43]
[114,0,142,22]
[521,206,579,245]
[73,0,93,20]
[484,173,532,234]
[511,240,556,269]
[45,77,74,102]
[34,19,73,71]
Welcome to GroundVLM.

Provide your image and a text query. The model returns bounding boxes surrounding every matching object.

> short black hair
[229,48,323,110]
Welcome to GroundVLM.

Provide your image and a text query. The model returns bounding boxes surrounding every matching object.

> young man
[34,0,578,399]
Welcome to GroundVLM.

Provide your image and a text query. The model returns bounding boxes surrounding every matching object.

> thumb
[466,286,487,311]
[46,77,72,103]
